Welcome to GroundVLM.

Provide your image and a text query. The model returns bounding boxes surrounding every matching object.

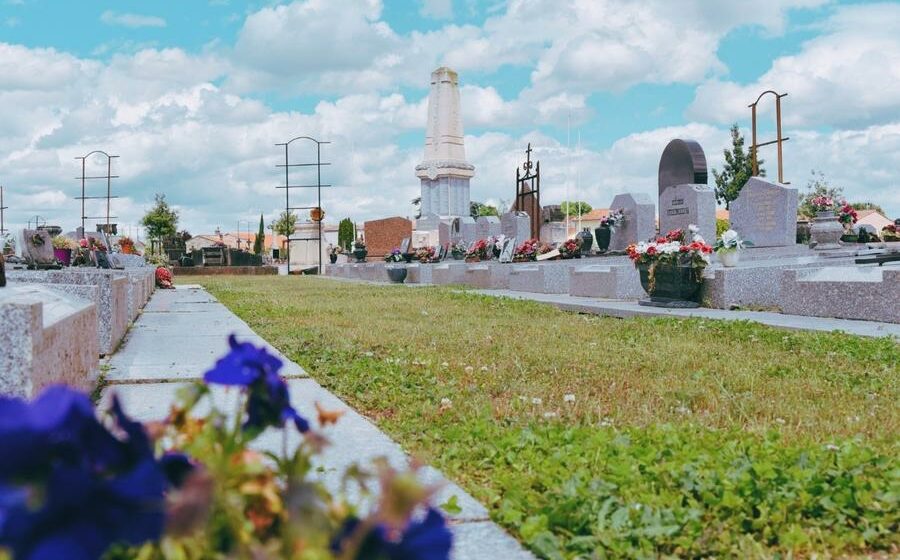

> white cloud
[688,3,900,129]
[420,0,454,20]
[100,11,167,29]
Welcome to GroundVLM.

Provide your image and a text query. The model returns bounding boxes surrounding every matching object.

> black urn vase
[386,266,408,283]
[594,226,612,253]
[576,228,594,255]
[637,262,702,308]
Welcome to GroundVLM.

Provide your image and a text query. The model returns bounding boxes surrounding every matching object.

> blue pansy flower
[204,335,309,433]
[332,508,452,560]
[0,386,168,560]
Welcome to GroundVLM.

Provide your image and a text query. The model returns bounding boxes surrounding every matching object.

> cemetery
[1,16,899,560]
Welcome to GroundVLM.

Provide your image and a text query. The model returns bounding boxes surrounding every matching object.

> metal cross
[523,143,533,173]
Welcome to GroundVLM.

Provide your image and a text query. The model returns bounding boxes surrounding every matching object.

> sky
[1,0,898,239]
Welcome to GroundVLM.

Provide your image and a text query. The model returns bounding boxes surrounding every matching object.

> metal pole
[316,140,323,276]
[0,186,7,236]
[81,158,86,237]
[775,96,784,184]
[284,143,290,274]
[751,104,758,177]
[106,155,111,230]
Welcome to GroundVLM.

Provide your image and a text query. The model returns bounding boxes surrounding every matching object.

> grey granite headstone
[501,212,531,241]
[22,229,55,266]
[608,193,656,251]
[659,185,716,244]
[452,217,477,244]
[729,177,798,247]
[658,139,707,197]
[475,216,501,239]
[438,222,451,247]
[415,213,441,232]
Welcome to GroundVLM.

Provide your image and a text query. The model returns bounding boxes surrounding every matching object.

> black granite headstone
[658,139,708,197]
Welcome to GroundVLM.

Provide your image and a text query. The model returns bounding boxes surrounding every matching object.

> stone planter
[637,262,702,308]
[54,248,72,266]
[577,229,593,255]
[352,249,368,263]
[386,266,407,284]
[809,211,843,250]
[717,249,739,267]
[594,226,612,253]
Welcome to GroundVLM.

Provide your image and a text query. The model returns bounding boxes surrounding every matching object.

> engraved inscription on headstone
[729,177,798,247]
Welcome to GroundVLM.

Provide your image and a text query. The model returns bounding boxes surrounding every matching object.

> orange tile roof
[716,208,730,220]
[579,208,610,221]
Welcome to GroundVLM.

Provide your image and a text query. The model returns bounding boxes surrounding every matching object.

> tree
[140,194,179,242]
[850,202,886,215]
[338,218,355,251]
[470,201,499,217]
[712,124,764,209]
[560,201,592,218]
[271,210,297,261]
[253,214,264,255]
[799,170,845,218]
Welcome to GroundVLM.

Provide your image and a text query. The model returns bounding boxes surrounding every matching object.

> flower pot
[403,254,414,264]
[385,266,407,284]
[329,254,338,264]
[637,262,702,307]
[451,251,465,260]
[840,234,858,243]
[352,249,368,263]
[809,211,843,250]
[53,248,72,266]
[717,249,739,267]
[577,229,594,255]
[594,226,611,253]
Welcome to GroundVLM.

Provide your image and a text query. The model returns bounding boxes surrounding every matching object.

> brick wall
[364,217,412,259]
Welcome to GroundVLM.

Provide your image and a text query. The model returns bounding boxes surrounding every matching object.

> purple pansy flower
[203,335,309,434]
[0,386,167,560]
[332,508,452,560]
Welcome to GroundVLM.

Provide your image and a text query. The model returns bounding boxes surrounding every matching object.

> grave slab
[729,177,798,247]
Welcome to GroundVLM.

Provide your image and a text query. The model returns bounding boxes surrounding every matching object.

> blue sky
[1,0,898,236]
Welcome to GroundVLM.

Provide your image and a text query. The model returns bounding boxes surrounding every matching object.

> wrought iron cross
[523,143,533,173]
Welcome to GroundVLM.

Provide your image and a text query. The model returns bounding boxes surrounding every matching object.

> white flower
[440,397,452,408]
[775,418,786,425]
[531,397,542,405]
[825,443,840,452]
[599,417,613,427]
[518,396,528,402]
[441,362,449,368]
[480,366,489,372]
[688,224,699,233]
[543,411,557,419]
[364,351,374,357]
[564,394,576,403]
[464,366,474,374]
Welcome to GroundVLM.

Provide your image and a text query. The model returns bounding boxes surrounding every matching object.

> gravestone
[438,222,451,247]
[22,229,56,268]
[451,217,477,244]
[729,177,798,247]
[475,216,501,239]
[608,193,656,251]
[540,222,568,244]
[499,237,516,263]
[363,216,413,259]
[436,244,447,261]
[657,139,716,244]
[501,211,531,241]
[659,185,716,244]
[415,213,441,232]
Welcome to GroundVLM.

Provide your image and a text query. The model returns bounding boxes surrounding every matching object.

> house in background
[856,209,892,232]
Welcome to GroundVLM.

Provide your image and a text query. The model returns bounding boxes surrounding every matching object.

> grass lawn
[192,276,899,559]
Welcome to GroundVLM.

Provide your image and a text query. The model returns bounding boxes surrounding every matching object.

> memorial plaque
[729,177,798,247]
[22,229,56,267]
[399,237,411,254]
[499,237,516,263]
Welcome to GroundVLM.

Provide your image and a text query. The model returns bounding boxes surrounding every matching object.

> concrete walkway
[104,285,534,560]
[469,289,900,338]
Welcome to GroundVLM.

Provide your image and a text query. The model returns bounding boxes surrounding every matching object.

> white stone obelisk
[415,67,474,221]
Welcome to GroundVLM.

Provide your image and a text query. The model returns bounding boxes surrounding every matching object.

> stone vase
[809,211,843,250]
[637,262,702,307]
[54,248,72,266]
[576,229,594,255]
[353,249,368,263]
[717,249,740,267]
[385,266,407,284]
[594,227,612,253]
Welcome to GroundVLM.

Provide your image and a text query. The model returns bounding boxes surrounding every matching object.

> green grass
[193,276,899,559]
